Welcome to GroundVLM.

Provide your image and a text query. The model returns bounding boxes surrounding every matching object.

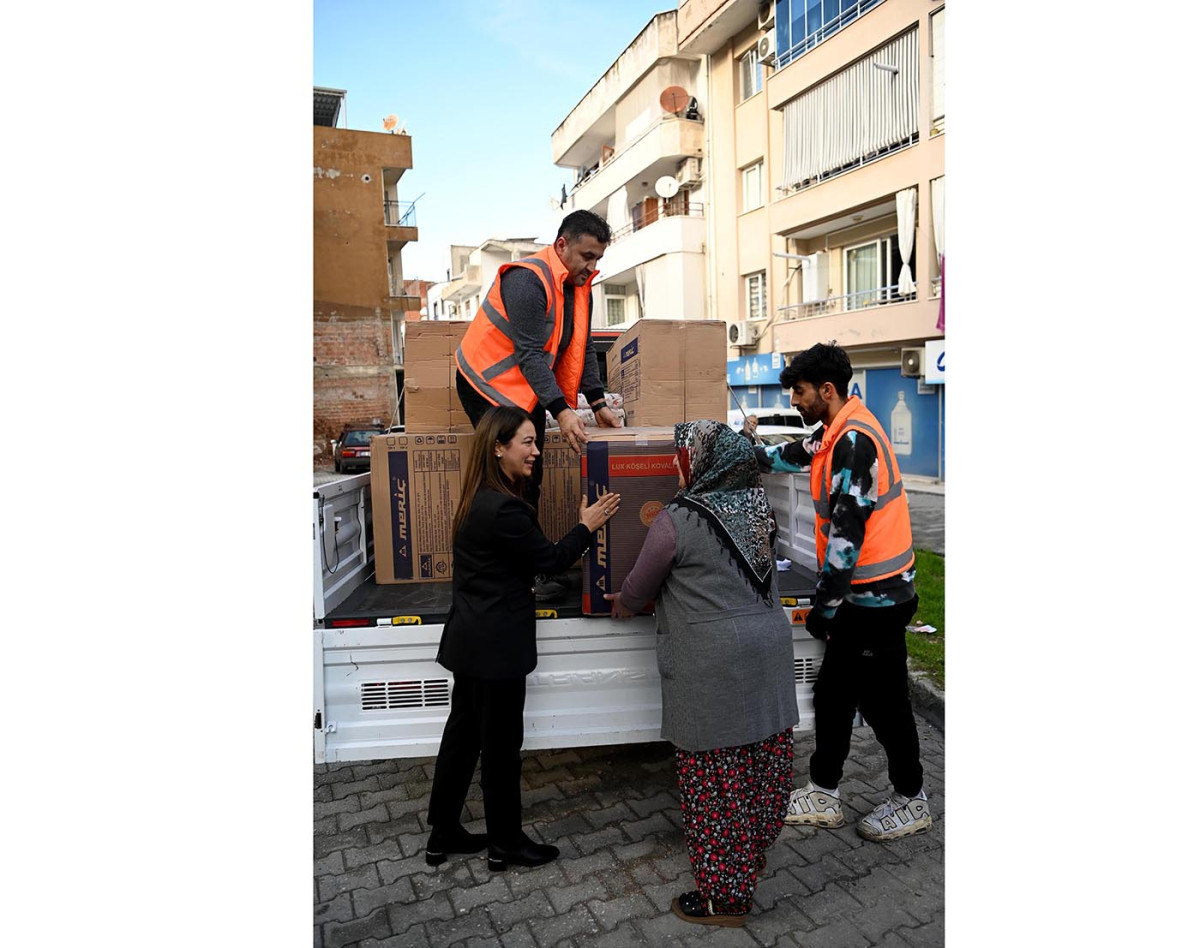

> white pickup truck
[313,469,822,763]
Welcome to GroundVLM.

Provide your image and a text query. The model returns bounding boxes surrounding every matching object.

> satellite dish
[655,175,680,198]
[382,114,398,131]
[659,85,690,114]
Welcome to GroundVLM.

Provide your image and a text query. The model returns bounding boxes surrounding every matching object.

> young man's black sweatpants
[808,596,924,798]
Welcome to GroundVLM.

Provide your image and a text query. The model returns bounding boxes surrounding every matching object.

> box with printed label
[403,321,472,433]
[369,428,582,584]
[606,319,727,427]
[579,427,679,615]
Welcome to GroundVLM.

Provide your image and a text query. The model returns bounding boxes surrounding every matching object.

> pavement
[313,466,946,947]
[314,722,945,948]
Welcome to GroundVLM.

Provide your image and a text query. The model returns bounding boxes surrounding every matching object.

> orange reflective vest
[811,396,915,584]
[454,245,594,413]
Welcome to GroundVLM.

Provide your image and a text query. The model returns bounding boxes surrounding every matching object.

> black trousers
[455,371,546,510]
[809,597,924,798]
[427,673,528,847]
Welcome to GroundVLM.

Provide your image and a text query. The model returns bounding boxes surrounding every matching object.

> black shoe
[486,835,560,871]
[534,574,570,602]
[670,890,751,927]
[424,826,488,867]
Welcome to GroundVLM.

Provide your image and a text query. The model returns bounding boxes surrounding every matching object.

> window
[931,8,945,134]
[746,271,767,321]
[742,161,764,211]
[843,233,908,309]
[775,0,884,68]
[605,298,625,327]
[739,46,763,101]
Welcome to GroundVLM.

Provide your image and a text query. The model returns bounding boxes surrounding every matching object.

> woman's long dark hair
[452,405,534,539]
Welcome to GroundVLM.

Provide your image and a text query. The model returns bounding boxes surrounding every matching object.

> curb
[907,666,944,732]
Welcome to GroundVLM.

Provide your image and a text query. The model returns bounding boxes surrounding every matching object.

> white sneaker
[784,782,845,827]
[856,789,933,841]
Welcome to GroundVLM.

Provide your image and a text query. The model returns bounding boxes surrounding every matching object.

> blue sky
[314,0,673,283]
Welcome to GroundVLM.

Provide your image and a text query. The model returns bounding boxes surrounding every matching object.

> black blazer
[437,487,593,679]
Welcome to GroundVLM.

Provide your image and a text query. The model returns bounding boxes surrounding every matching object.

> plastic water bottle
[890,391,913,456]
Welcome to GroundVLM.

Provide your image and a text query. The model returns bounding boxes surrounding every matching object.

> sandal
[670,890,751,927]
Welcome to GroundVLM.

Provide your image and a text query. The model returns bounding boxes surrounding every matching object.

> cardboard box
[403,321,471,433]
[370,428,584,584]
[606,319,727,427]
[579,427,680,615]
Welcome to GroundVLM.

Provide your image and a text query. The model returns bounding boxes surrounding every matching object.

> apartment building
[426,238,548,321]
[677,0,946,478]
[313,87,419,459]
[553,10,709,330]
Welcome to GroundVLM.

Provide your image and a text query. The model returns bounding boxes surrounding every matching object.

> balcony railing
[384,200,417,227]
[610,202,704,244]
[777,283,917,322]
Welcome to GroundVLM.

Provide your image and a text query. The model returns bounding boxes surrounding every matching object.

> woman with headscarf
[604,419,799,928]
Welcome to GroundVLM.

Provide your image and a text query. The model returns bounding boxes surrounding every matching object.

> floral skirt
[675,728,794,906]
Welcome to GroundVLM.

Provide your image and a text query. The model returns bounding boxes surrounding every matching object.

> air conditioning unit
[676,157,702,189]
[900,347,923,378]
[729,320,763,347]
[758,29,777,67]
[757,3,775,31]
[800,252,830,302]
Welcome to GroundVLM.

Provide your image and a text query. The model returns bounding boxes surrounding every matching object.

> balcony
[385,200,418,249]
[599,204,706,284]
[777,284,915,322]
[569,116,704,215]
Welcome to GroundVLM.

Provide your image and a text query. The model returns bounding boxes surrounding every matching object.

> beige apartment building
[555,0,946,478]
[427,238,548,321]
[313,87,419,459]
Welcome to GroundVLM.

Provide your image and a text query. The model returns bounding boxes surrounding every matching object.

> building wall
[313,126,414,461]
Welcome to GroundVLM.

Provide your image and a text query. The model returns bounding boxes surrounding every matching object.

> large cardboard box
[369,428,583,584]
[404,321,473,433]
[579,427,679,615]
[605,319,727,428]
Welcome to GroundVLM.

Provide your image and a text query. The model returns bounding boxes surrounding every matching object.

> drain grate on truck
[361,678,451,711]
[794,656,821,684]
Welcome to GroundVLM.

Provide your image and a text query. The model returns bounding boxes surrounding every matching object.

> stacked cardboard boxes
[403,321,473,433]
[605,319,727,428]
[369,428,582,584]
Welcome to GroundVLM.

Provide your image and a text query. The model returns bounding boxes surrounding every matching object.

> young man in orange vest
[755,342,932,842]
[455,210,621,598]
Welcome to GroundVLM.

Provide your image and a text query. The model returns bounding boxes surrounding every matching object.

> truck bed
[326,562,820,625]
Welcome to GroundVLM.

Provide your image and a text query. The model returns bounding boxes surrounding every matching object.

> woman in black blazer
[424,405,620,871]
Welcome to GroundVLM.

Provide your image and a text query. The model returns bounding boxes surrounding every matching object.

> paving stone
[313,815,340,837]
[365,816,425,846]
[322,906,392,948]
[585,893,655,931]
[352,878,419,918]
[375,771,415,794]
[752,866,810,909]
[331,776,382,800]
[387,891,455,935]
[744,895,817,944]
[352,760,401,780]
[559,850,617,885]
[405,859,476,895]
[314,783,334,803]
[495,920,539,948]
[318,863,381,903]
[425,903,498,946]
[572,825,629,856]
[843,902,922,942]
[448,873,512,915]
[314,826,369,861]
[897,915,943,948]
[539,811,594,839]
[524,765,573,789]
[505,860,567,898]
[530,902,599,947]
[343,838,403,869]
[573,918,650,948]
[795,881,864,924]
[314,851,345,877]
[583,801,637,829]
[864,934,914,948]
[789,916,872,948]
[489,890,554,933]
[626,791,677,819]
[315,796,362,820]
[357,935,425,948]
[336,802,390,833]
[622,812,674,844]
[312,891,354,926]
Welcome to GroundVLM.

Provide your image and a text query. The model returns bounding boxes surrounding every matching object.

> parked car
[333,424,385,474]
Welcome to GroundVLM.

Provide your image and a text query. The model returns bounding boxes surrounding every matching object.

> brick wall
[313,302,398,463]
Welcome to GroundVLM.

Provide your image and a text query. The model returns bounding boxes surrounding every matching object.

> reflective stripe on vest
[455,246,592,413]
[810,397,914,585]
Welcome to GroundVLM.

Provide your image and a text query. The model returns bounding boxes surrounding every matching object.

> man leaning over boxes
[754,342,934,843]
[454,209,621,600]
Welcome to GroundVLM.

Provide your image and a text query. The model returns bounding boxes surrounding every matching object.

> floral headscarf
[673,419,775,600]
